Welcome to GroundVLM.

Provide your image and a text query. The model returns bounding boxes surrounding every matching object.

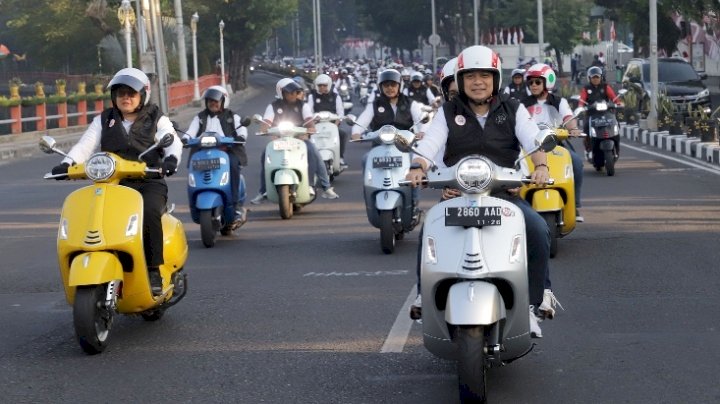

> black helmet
[378,69,401,86]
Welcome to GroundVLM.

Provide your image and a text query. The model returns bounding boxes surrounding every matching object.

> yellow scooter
[40,135,189,355]
[519,128,578,258]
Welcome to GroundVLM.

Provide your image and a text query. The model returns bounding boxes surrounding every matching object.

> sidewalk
[620,123,720,166]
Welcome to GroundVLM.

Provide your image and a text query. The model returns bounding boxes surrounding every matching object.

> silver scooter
[397,130,557,403]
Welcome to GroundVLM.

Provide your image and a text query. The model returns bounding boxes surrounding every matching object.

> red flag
[610,21,616,41]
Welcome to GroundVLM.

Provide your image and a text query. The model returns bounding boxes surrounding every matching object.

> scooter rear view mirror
[39,136,57,154]
[537,129,559,152]
[240,117,252,127]
[252,114,264,124]
[158,133,175,148]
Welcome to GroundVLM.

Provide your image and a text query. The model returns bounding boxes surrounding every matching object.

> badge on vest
[455,115,466,126]
[315,99,321,103]
[277,108,284,114]
[496,113,508,125]
[378,106,386,113]
[109,119,116,128]
[587,89,592,94]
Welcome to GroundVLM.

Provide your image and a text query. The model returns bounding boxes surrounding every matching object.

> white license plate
[273,140,293,150]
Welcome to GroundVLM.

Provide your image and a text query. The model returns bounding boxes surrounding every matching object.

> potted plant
[77,81,87,95]
[623,89,639,125]
[55,79,67,97]
[8,77,22,99]
[34,81,46,98]
[656,93,674,132]
[689,106,714,141]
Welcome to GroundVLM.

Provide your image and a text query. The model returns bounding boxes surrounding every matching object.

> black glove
[180,135,189,145]
[51,162,69,179]
[161,156,178,177]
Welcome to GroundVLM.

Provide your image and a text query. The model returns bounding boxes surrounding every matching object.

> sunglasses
[115,87,138,98]
[590,75,602,79]
[527,79,544,86]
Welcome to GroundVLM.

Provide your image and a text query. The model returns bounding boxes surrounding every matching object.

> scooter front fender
[68,252,124,287]
[273,169,299,186]
[194,191,224,210]
[530,188,564,213]
[600,139,615,151]
[445,281,506,325]
[374,191,403,211]
[318,149,334,162]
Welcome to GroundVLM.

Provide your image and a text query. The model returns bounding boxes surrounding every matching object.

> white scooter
[255,118,316,220]
[311,106,351,181]
[398,130,558,403]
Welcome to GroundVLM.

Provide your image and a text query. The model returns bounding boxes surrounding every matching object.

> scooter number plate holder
[192,158,221,171]
[372,156,403,169]
[445,206,502,227]
[273,140,294,150]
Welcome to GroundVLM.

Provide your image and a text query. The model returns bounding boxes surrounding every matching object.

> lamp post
[191,12,200,101]
[119,0,134,68]
[219,20,226,89]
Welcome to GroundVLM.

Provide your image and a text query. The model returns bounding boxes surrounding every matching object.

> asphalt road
[1,71,719,403]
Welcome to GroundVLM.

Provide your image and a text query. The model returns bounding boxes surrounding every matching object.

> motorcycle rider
[306,73,349,168]
[424,74,441,99]
[503,68,527,101]
[405,45,556,338]
[579,66,619,161]
[51,67,182,295]
[403,72,435,106]
[439,57,459,102]
[522,63,585,224]
[250,78,339,204]
[182,85,248,227]
[334,68,355,99]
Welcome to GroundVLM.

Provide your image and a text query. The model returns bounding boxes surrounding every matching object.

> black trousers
[121,179,168,267]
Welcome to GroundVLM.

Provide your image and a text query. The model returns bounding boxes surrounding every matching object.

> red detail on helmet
[491,52,499,68]
[457,53,465,70]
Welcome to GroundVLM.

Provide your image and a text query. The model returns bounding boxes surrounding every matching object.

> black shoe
[148,267,163,295]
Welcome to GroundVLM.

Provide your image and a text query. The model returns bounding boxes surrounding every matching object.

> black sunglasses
[527,79,544,86]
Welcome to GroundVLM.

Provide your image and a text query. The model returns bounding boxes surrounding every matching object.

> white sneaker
[529,305,543,338]
[250,193,266,205]
[576,210,584,223]
[321,187,339,199]
[339,158,348,168]
[538,289,564,320]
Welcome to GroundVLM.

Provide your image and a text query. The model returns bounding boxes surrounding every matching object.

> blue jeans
[258,140,331,194]
[414,194,550,306]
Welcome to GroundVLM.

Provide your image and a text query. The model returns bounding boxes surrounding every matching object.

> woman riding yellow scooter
[46,68,188,354]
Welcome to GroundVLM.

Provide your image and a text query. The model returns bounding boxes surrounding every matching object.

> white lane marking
[623,143,720,175]
[380,285,417,353]
[303,270,408,277]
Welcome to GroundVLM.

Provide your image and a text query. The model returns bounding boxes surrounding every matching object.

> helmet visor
[108,74,146,92]
[204,88,225,101]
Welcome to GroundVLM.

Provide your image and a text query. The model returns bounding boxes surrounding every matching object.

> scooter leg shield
[273,169,299,186]
[68,252,124,287]
[530,189,564,213]
[374,191,403,211]
[195,192,224,210]
[318,149,334,162]
[600,139,616,151]
[445,282,506,325]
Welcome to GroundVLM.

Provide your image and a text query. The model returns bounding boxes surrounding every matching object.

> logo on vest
[587,89,593,94]
[315,98,321,103]
[277,108,284,114]
[455,115,466,126]
[378,106,386,113]
[109,119,116,128]
[496,113,508,125]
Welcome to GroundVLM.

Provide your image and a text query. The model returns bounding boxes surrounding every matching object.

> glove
[51,162,69,179]
[161,156,178,177]
[181,135,190,145]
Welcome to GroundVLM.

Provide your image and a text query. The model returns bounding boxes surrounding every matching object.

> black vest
[100,105,163,167]
[369,95,414,131]
[443,95,520,168]
[197,109,248,166]
[583,83,610,105]
[271,99,305,127]
[506,85,526,101]
[406,85,429,105]
[310,90,338,113]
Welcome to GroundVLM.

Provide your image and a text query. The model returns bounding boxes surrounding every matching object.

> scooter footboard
[445,281,506,325]
[530,188,564,213]
[68,252,124,287]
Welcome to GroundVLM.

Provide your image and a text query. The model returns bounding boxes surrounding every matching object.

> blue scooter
[184,131,247,248]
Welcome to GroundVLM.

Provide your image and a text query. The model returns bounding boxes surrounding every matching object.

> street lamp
[118,0,135,68]
[191,12,200,101]
[219,19,226,89]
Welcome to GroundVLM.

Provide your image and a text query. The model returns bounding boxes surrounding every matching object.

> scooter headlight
[456,157,493,193]
[378,125,397,144]
[85,153,116,181]
[200,136,218,148]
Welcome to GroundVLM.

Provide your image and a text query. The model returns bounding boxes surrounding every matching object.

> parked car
[621,57,711,117]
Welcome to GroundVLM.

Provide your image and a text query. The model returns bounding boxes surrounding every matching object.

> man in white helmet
[51,67,182,295]
[404,46,555,338]
[306,73,349,167]
[182,85,249,227]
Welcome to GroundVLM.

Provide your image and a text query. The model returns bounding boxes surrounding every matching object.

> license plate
[273,140,293,150]
[191,158,220,171]
[372,156,403,169]
[445,206,502,227]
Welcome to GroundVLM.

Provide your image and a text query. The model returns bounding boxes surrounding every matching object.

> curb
[619,124,720,166]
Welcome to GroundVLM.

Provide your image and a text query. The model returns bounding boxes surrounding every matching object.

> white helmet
[455,45,502,98]
[525,63,557,91]
[203,85,229,109]
[314,74,333,90]
[440,57,458,101]
[275,77,302,99]
[108,67,151,107]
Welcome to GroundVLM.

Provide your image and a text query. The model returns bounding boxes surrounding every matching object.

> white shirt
[524,97,573,127]
[62,114,182,165]
[352,98,428,135]
[305,92,345,117]
[184,112,247,140]
[414,103,539,169]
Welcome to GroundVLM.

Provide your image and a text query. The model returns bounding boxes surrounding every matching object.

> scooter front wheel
[541,212,560,258]
[73,285,114,355]
[278,185,293,219]
[456,325,488,403]
[380,210,396,254]
[199,210,216,248]
[604,149,616,176]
